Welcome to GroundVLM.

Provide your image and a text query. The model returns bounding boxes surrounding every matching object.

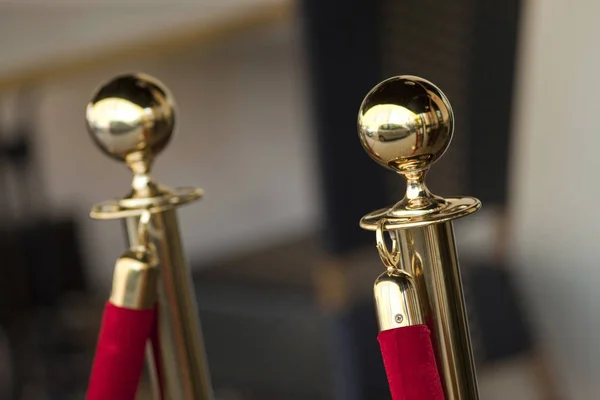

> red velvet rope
[378,325,445,400]
[87,302,156,400]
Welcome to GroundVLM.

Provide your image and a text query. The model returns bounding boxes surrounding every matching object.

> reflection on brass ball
[357,76,454,173]
[86,73,175,162]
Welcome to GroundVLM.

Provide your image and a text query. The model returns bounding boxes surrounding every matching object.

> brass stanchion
[86,73,213,399]
[358,76,481,399]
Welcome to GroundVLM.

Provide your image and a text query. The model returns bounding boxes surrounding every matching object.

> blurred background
[0,0,595,399]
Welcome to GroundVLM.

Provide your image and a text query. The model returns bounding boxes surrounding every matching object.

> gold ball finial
[357,76,454,174]
[358,76,480,231]
[86,73,175,169]
[86,73,204,219]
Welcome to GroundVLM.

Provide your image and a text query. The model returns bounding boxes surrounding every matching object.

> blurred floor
[135,358,542,400]
[186,234,545,399]
[479,356,542,400]
[133,340,543,400]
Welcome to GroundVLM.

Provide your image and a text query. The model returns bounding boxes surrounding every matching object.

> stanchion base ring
[90,187,203,220]
[360,196,481,231]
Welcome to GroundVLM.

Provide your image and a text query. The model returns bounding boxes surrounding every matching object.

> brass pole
[125,211,212,398]
[85,73,213,399]
[358,76,481,399]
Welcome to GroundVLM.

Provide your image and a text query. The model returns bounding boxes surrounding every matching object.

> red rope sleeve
[378,324,445,400]
[86,302,156,400]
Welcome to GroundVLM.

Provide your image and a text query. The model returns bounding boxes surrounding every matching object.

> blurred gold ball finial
[357,76,454,173]
[86,73,175,164]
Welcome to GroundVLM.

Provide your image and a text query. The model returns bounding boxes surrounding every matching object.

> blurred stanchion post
[85,74,213,399]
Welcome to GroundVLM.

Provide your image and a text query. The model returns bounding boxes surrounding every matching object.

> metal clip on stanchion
[85,74,213,400]
[357,76,481,399]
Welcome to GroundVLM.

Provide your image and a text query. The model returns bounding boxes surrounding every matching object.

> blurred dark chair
[0,98,89,399]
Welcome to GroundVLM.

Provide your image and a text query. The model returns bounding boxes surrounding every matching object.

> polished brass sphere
[357,76,454,173]
[86,73,175,162]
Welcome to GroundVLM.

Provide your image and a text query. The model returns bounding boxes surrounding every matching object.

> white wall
[509,1,600,398]
[0,0,287,78]
[13,21,319,292]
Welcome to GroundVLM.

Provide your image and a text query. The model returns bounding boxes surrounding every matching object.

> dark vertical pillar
[300,0,387,255]
[379,0,475,196]
[466,0,521,205]
[299,1,389,399]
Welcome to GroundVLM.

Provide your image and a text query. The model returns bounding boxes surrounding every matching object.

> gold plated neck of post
[391,170,446,215]
[125,149,161,198]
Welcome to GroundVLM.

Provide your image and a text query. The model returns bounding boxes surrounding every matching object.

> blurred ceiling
[0,0,290,88]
